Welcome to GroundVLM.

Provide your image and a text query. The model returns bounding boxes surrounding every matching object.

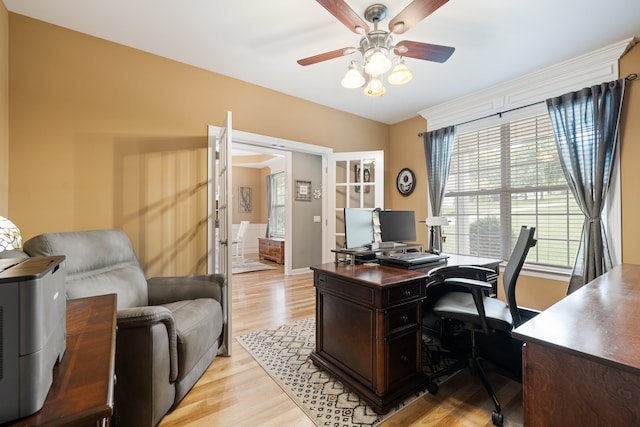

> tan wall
[388,116,429,246]
[231,166,263,224]
[0,4,8,215]
[620,44,640,264]
[8,14,387,276]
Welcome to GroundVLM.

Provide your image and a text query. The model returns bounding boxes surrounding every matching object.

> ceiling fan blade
[394,40,454,63]
[389,0,449,34]
[316,0,369,34]
[297,47,356,66]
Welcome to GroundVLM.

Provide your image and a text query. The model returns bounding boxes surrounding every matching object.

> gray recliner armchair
[24,229,227,427]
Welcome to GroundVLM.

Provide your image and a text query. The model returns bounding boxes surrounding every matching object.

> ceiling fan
[297,0,455,96]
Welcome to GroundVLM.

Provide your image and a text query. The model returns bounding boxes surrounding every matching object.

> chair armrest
[428,265,496,281]
[427,265,497,300]
[147,274,227,305]
[443,277,493,334]
[117,306,178,382]
[443,277,493,290]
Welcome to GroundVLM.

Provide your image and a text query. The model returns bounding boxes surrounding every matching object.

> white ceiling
[4,0,640,124]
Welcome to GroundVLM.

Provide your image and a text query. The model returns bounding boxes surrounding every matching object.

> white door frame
[207,127,332,274]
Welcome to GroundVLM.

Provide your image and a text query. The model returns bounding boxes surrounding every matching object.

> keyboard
[377,252,449,269]
[386,252,435,261]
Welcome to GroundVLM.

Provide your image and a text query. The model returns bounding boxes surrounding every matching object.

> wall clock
[396,168,416,196]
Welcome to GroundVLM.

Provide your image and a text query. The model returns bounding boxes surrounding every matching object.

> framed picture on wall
[355,165,371,193]
[239,186,252,212]
[296,180,312,201]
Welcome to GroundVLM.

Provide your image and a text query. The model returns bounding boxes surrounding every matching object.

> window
[267,172,286,238]
[441,113,583,268]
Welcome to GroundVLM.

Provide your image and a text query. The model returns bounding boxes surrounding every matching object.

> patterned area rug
[232,261,277,274]
[236,318,452,427]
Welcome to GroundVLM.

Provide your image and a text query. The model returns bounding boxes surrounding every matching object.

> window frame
[434,103,621,281]
[442,105,584,272]
[267,172,286,238]
[418,39,630,282]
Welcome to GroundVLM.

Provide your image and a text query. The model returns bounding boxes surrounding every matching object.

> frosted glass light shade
[341,67,365,88]
[0,216,22,251]
[363,77,386,97]
[388,61,413,85]
[364,49,392,75]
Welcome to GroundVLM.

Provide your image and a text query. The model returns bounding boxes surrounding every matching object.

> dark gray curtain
[265,174,273,238]
[546,78,626,294]
[422,126,455,251]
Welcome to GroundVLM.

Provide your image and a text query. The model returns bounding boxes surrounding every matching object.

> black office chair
[423,226,537,426]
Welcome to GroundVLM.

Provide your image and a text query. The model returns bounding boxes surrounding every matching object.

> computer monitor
[344,208,374,249]
[378,210,417,243]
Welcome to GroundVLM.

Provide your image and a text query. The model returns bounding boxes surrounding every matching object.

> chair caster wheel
[426,382,439,395]
[491,410,503,426]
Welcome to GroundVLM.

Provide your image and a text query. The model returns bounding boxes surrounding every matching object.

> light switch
[313,216,321,223]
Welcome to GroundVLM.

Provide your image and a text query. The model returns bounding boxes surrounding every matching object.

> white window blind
[441,113,582,268]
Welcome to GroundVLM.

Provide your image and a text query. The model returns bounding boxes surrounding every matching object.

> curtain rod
[418,73,638,137]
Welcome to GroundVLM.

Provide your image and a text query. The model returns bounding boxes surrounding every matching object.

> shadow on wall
[112,135,209,277]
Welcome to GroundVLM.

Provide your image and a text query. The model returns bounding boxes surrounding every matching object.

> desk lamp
[425,216,448,254]
[0,216,22,252]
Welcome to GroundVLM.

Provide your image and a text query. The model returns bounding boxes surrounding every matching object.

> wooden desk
[512,264,640,426]
[10,294,118,427]
[310,255,500,414]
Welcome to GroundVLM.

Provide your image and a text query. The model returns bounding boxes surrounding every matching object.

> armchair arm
[116,306,178,382]
[147,273,227,305]
[443,277,493,335]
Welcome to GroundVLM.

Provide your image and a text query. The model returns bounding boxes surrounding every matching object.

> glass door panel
[328,152,384,255]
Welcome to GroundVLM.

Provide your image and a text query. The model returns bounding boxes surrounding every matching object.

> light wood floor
[159,255,523,427]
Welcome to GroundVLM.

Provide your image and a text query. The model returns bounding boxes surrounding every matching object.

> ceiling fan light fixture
[364,76,386,97]
[364,48,392,75]
[341,62,365,88]
[387,59,413,85]
[297,0,455,98]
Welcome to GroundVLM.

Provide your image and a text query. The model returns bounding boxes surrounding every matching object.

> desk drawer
[387,281,423,305]
[386,328,420,389]
[387,302,419,334]
[315,274,375,305]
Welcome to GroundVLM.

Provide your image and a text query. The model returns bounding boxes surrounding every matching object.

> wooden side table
[10,294,118,427]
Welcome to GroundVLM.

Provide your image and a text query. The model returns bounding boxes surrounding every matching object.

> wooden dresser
[512,264,640,426]
[258,237,284,264]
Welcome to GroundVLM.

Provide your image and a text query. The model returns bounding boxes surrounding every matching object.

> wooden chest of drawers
[258,238,284,264]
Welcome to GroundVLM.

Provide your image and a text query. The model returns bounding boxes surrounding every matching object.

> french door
[327,151,384,260]
[207,111,232,356]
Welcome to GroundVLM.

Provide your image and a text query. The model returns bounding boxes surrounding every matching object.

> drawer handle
[401,315,409,323]
[400,355,408,363]
[403,290,412,297]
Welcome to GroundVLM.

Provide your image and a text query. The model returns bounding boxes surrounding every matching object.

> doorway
[208,126,332,274]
